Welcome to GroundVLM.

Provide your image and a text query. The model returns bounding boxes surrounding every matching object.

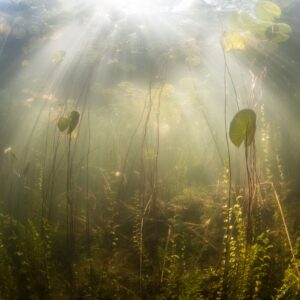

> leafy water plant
[56,109,81,294]
[229,108,257,244]
[228,0,292,51]
[255,1,282,22]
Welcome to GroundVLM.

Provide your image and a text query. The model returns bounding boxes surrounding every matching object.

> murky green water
[0,0,299,299]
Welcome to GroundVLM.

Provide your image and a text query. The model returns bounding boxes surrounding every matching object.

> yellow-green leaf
[229,109,256,147]
[222,31,246,52]
[256,1,281,21]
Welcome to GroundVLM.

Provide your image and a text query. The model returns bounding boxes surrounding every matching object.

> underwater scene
[0,0,300,299]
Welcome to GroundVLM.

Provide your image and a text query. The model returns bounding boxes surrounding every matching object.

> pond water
[0,0,299,299]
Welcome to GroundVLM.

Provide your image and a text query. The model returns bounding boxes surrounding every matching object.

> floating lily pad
[256,1,281,22]
[222,31,246,52]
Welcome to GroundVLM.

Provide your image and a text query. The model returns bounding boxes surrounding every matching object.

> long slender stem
[261,181,300,284]
[221,41,233,300]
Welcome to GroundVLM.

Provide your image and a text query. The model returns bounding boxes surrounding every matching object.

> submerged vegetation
[0,0,300,299]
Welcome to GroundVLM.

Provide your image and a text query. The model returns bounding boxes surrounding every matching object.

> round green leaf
[57,116,69,132]
[229,109,256,148]
[256,1,281,22]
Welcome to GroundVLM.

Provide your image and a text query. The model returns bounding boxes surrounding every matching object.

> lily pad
[67,111,80,134]
[229,109,256,147]
[57,116,69,132]
[265,23,292,42]
[222,31,246,52]
[256,1,281,22]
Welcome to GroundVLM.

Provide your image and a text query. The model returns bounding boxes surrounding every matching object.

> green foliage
[180,268,219,300]
[229,1,292,49]
[275,238,300,299]
[251,233,274,299]
[0,227,16,298]
[217,195,284,300]
[275,262,300,299]
[0,214,53,299]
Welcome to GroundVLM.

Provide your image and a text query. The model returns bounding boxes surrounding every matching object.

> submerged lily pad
[222,31,246,52]
[67,111,80,134]
[229,109,256,147]
[256,1,281,22]
[232,11,292,44]
[265,23,292,42]
[57,111,80,134]
[57,116,69,132]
